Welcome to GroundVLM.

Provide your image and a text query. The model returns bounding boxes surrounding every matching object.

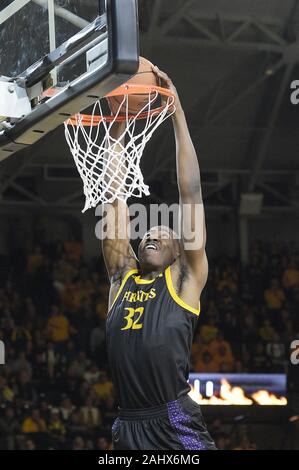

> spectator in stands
[101,397,117,429]
[0,407,20,450]
[11,351,32,379]
[48,409,66,439]
[234,360,246,373]
[72,436,86,450]
[214,432,231,450]
[191,334,203,370]
[265,332,286,372]
[221,311,239,344]
[281,319,296,345]
[266,256,282,284]
[64,238,82,263]
[282,259,299,297]
[16,370,36,404]
[259,319,276,343]
[80,396,102,431]
[53,253,76,287]
[24,438,36,450]
[96,435,111,451]
[194,351,220,373]
[23,297,37,322]
[63,340,77,363]
[249,342,270,372]
[11,324,32,350]
[233,437,257,450]
[42,342,60,379]
[210,333,235,371]
[247,254,264,303]
[89,321,106,361]
[84,363,101,384]
[46,305,71,345]
[27,245,44,274]
[22,408,47,434]
[95,298,108,321]
[200,318,219,344]
[264,279,285,314]
[60,397,75,423]
[217,285,237,314]
[39,399,51,423]
[68,351,90,379]
[241,282,254,305]
[92,372,114,402]
[217,271,238,294]
[205,300,219,322]
[240,306,259,345]
[0,307,15,333]
[291,286,299,329]
[68,412,86,438]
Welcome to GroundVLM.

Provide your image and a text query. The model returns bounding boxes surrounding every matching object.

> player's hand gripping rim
[152,65,183,114]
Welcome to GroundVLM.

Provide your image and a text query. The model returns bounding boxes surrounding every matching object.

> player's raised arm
[153,67,208,291]
[101,122,137,303]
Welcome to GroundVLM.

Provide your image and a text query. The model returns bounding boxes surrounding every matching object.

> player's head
[138,226,180,273]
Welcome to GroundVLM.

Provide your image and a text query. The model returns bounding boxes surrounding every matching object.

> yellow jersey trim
[110,269,138,310]
[165,266,200,316]
[133,273,163,285]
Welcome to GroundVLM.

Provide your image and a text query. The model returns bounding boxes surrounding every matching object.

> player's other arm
[154,68,208,292]
[174,109,208,291]
[173,104,208,291]
[101,122,137,307]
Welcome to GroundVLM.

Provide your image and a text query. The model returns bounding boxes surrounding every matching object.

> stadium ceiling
[1,0,299,213]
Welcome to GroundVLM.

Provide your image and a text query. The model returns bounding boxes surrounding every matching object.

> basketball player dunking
[103,67,216,450]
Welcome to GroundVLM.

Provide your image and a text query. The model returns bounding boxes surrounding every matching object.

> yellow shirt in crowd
[92,381,114,401]
[47,314,70,342]
[264,289,285,310]
[283,268,299,289]
[200,324,219,344]
[22,417,47,433]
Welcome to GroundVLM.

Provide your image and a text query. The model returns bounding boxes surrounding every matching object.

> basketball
[107,57,160,115]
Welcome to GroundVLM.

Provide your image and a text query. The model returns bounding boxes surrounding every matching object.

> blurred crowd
[192,240,299,375]
[0,237,298,450]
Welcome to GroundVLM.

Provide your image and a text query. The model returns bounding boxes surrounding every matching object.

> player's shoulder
[108,268,139,311]
[110,267,139,293]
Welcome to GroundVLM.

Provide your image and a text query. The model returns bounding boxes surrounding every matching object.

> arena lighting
[188,374,287,406]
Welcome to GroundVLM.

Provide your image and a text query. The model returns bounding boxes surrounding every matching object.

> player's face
[138,226,180,272]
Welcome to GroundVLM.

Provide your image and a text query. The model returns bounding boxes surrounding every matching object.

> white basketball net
[64,91,175,212]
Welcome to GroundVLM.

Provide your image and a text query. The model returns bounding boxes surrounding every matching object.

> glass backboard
[0,0,139,160]
[0,0,107,84]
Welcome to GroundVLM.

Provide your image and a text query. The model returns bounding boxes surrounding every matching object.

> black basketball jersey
[106,266,200,409]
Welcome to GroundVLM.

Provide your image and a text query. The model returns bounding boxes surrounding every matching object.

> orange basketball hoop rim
[65,83,175,126]
[63,82,176,210]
